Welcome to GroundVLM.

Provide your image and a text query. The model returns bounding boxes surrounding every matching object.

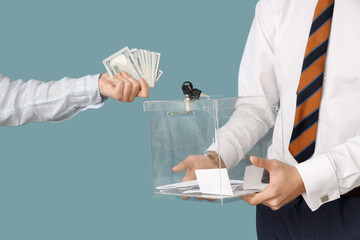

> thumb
[250,156,273,171]
[137,78,150,98]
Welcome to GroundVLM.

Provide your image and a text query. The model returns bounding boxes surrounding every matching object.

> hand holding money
[98,72,149,103]
[103,46,163,88]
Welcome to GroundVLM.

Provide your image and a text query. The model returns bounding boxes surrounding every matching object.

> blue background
[0,0,258,239]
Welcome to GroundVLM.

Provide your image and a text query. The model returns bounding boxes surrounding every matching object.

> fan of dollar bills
[102,46,162,88]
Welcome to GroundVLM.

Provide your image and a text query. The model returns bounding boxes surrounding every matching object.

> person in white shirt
[0,72,149,126]
[173,0,360,238]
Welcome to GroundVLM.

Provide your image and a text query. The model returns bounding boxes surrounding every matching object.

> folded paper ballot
[156,180,199,190]
[182,183,244,194]
[156,179,243,191]
[156,168,267,199]
[243,165,268,190]
[195,169,234,196]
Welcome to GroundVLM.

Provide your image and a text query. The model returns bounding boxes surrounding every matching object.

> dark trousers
[256,196,360,240]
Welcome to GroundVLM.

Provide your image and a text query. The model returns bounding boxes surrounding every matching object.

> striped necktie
[289,0,335,163]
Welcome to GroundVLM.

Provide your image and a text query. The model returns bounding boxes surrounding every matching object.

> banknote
[102,46,140,79]
[103,46,163,88]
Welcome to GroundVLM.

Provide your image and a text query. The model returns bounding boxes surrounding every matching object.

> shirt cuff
[295,153,340,211]
[73,73,106,109]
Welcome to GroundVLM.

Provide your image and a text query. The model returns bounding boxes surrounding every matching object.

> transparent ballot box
[144,96,283,204]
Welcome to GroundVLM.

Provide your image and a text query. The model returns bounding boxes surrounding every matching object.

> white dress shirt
[0,74,104,126]
[213,0,360,211]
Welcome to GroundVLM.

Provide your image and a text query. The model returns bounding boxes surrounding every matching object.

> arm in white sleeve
[209,0,280,169]
[295,134,360,211]
[208,98,276,170]
[0,74,105,126]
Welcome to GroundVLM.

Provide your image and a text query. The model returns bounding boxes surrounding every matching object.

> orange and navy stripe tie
[289,0,335,163]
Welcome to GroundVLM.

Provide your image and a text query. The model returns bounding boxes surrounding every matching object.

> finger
[113,80,125,102]
[112,73,123,85]
[172,157,192,173]
[247,188,271,206]
[129,82,140,102]
[120,71,132,79]
[194,197,216,202]
[182,170,196,182]
[137,78,150,98]
[250,156,274,172]
[256,196,283,211]
[240,193,257,203]
[181,170,197,200]
[121,78,133,102]
[121,72,140,102]
[206,198,217,202]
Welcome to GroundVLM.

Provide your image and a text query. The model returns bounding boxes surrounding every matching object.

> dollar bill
[130,48,143,77]
[156,69,163,82]
[154,52,161,83]
[103,46,163,88]
[102,46,141,79]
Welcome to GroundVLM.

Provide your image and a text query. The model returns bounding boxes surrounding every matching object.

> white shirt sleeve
[238,0,279,97]
[208,0,280,169]
[0,74,105,126]
[207,99,276,170]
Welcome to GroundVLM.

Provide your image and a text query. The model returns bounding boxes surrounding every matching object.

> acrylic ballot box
[144,96,283,204]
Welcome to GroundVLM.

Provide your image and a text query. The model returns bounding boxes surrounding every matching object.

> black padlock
[181,81,202,100]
